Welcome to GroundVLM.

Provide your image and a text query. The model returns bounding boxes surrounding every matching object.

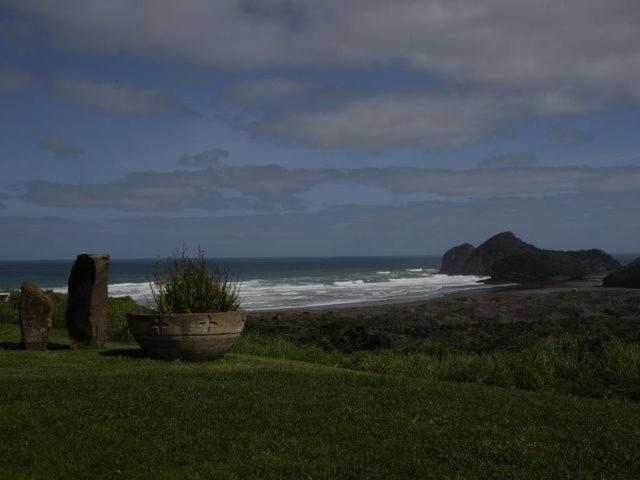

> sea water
[1,254,635,311]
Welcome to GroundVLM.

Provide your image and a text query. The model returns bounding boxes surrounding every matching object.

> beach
[247,278,640,352]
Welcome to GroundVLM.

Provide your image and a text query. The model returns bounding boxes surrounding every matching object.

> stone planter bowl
[127,311,246,361]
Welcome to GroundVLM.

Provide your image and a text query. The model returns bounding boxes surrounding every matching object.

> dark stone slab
[66,254,110,349]
[19,282,53,351]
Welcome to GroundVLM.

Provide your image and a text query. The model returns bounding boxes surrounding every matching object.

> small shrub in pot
[127,248,245,361]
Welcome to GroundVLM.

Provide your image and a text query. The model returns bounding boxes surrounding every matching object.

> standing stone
[66,254,110,349]
[19,282,53,351]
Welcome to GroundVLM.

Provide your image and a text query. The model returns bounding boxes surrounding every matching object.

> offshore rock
[441,231,620,283]
[66,254,110,349]
[19,282,53,351]
[439,243,476,274]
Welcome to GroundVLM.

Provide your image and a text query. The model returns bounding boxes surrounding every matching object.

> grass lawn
[1,325,640,479]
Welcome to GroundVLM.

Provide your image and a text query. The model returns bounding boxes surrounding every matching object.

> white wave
[48,272,489,311]
[376,271,391,275]
[406,268,423,272]
[333,279,365,286]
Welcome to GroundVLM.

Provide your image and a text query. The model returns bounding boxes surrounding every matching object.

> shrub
[151,247,239,314]
[0,301,18,325]
[108,296,150,341]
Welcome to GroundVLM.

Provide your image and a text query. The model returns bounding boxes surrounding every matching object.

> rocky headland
[440,231,621,284]
[604,257,640,288]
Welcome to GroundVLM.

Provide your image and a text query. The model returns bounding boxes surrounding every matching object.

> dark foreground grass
[2,326,640,479]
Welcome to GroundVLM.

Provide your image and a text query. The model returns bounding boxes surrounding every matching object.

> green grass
[2,325,640,479]
[234,332,640,401]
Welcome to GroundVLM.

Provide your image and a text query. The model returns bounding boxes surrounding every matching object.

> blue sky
[1,0,639,259]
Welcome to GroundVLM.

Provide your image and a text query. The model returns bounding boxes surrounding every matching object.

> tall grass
[233,333,640,401]
[351,335,640,400]
[151,247,239,314]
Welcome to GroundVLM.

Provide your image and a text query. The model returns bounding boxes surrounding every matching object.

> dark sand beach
[247,278,640,352]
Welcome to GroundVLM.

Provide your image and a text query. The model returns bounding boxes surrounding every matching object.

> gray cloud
[17,163,640,212]
[178,149,230,169]
[3,191,640,259]
[477,152,538,169]
[18,165,336,211]
[56,78,194,117]
[6,1,640,148]
[547,123,595,145]
[6,1,640,98]
[225,79,312,103]
[256,91,595,149]
[0,66,33,90]
[38,135,86,159]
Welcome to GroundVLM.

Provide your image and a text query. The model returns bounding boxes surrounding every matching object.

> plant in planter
[127,248,245,361]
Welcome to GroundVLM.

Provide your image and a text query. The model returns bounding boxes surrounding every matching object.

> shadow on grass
[0,342,71,351]
[100,348,152,359]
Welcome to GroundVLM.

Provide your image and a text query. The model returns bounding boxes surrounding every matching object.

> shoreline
[246,277,639,352]
[250,277,607,314]
[249,281,504,312]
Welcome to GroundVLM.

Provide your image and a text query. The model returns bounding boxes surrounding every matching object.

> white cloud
[7,1,640,99]
[260,93,532,149]
[56,78,194,116]
[5,1,640,147]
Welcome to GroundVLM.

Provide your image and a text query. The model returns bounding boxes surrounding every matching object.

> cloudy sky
[1,0,639,259]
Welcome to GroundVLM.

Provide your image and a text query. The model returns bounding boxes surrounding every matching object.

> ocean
[2,254,635,311]
[0,255,490,310]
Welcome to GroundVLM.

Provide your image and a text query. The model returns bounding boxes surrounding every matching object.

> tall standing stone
[19,282,54,351]
[66,254,110,349]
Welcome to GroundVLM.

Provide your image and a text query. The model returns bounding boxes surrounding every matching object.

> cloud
[56,78,194,116]
[547,124,595,145]
[5,1,639,148]
[225,79,312,104]
[3,191,640,259]
[18,165,336,211]
[6,1,640,99]
[178,149,230,169]
[477,152,538,169]
[255,91,597,149]
[259,93,523,150]
[0,66,33,90]
[17,163,640,212]
[38,135,86,158]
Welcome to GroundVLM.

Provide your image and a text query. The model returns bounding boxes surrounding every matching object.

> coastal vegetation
[604,257,640,288]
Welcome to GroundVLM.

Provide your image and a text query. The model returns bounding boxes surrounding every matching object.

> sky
[0,0,639,259]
